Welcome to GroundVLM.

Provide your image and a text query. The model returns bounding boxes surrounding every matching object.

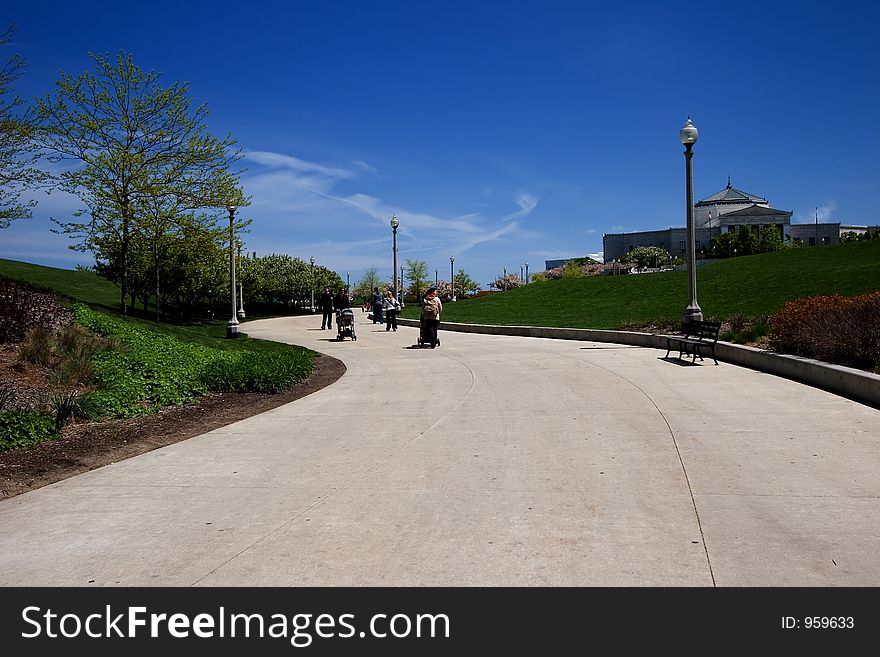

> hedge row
[769,292,880,372]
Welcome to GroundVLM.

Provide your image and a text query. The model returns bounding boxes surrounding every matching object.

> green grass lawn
[0,259,121,313]
[401,240,880,329]
[1,258,316,445]
[6,239,880,334]
[0,258,294,354]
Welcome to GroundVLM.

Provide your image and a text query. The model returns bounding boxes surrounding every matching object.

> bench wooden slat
[664,320,720,365]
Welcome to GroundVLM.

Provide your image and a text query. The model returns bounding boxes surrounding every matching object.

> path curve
[0,314,877,586]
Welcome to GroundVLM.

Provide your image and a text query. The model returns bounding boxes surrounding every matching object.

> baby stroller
[336,308,357,341]
[417,316,440,348]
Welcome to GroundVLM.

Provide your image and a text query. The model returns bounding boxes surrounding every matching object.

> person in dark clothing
[334,286,351,312]
[319,287,334,330]
[371,287,384,324]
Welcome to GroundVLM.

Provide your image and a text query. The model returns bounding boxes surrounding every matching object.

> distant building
[601,179,853,263]
[543,255,603,271]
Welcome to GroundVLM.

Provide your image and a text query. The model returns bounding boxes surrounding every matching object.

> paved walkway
[1,314,878,586]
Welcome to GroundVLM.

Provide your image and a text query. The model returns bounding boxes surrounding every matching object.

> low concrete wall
[397,318,880,410]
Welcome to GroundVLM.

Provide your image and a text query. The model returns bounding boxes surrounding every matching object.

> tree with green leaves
[758,224,784,253]
[453,268,480,297]
[0,23,47,228]
[708,231,737,259]
[404,258,429,302]
[735,225,760,256]
[36,51,243,316]
[353,266,384,301]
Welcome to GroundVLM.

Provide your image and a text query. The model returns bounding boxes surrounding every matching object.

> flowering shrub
[539,262,605,280]
[492,274,524,291]
[768,292,880,372]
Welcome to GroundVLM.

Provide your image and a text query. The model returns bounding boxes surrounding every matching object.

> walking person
[371,287,384,324]
[420,286,442,348]
[333,286,351,330]
[334,285,350,312]
[319,287,334,330]
[383,289,401,331]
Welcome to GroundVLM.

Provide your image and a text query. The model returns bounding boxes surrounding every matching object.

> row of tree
[352,260,481,303]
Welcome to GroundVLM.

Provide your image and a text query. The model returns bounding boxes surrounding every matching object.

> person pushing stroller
[419,286,442,348]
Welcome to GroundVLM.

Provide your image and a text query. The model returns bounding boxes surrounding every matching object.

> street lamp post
[225,203,240,338]
[399,265,404,305]
[520,265,524,282]
[525,262,529,283]
[450,256,455,301]
[237,244,246,321]
[309,256,315,313]
[680,117,703,324]
[391,215,399,301]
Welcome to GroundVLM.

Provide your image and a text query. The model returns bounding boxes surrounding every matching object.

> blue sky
[3,0,878,288]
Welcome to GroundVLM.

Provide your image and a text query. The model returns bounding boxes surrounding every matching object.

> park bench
[664,320,721,365]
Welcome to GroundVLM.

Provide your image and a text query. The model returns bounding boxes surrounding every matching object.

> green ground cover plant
[75,305,313,418]
[0,264,317,449]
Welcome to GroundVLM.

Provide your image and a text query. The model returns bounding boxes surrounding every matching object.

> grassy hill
[5,239,880,333]
[0,259,283,353]
[415,240,880,329]
[0,260,121,313]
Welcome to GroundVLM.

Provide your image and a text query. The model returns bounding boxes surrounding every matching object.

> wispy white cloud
[352,160,377,173]
[244,151,354,179]
[235,149,545,282]
[502,192,538,221]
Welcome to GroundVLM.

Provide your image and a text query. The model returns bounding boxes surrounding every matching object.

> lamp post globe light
[390,215,399,301]
[225,202,240,338]
[450,255,455,301]
[309,256,315,313]
[680,117,703,324]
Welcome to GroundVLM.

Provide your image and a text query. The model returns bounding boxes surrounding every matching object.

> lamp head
[310,256,314,265]
[680,117,698,145]
[226,202,237,214]
[390,215,399,229]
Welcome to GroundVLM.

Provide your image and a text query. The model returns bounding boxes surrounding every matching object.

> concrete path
[1,314,878,586]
